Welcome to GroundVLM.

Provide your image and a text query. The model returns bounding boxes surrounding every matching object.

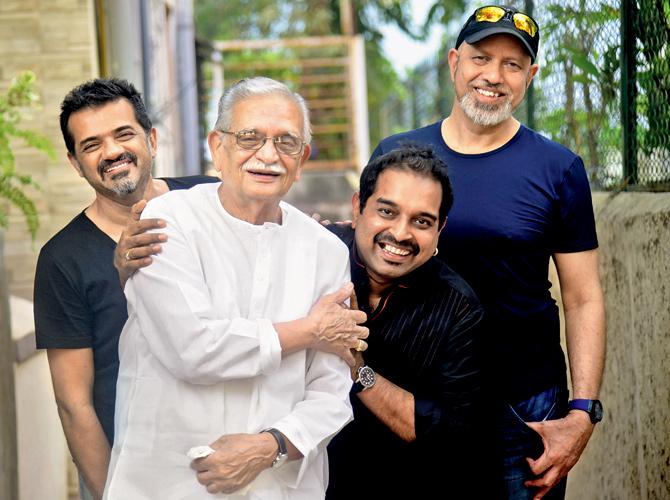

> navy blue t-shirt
[34,175,219,444]
[371,123,598,399]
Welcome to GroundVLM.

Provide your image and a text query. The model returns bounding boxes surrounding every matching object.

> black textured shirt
[326,225,485,498]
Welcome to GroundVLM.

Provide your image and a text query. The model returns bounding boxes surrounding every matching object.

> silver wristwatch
[353,365,376,394]
[262,428,288,468]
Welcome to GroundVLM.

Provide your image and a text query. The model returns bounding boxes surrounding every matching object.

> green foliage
[0,71,55,239]
[194,0,446,148]
[636,0,670,154]
[535,1,670,187]
[195,0,336,40]
[534,2,621,185]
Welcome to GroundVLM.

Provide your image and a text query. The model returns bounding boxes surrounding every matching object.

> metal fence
[394,0,670,191]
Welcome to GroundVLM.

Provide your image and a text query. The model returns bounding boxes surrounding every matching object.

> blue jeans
[497,385,569,500]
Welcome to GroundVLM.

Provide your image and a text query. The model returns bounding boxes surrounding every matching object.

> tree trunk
[0,231,19,500]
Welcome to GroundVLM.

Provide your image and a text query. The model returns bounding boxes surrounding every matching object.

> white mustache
[241,160,287,175]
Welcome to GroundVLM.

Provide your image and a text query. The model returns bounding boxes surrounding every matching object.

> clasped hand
[307,283,368,366]
[191,433,277,494]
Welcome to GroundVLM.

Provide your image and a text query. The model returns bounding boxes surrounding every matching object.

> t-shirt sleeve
[163,175,219,190]
[34,248,92,349]
[554,157,599,253]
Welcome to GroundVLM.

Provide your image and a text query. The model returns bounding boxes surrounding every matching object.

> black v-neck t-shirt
[34,175,218,444]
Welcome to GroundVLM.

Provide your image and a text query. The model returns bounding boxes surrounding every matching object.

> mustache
[374,232,419,255]
[470,79,511,95]
[98,152,137,177]
[241,160,287,175]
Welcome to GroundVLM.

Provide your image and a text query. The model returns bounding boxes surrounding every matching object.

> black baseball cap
[455,5,540,62]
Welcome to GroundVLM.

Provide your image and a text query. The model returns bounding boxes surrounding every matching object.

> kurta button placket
[249,227,274,317]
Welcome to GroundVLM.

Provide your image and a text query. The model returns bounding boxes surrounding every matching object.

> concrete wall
[11,296,70,500]
[1,1,98,498]
[0,0,97,299]
[567,192,670,499]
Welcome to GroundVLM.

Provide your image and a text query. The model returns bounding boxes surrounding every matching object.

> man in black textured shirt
[326,145,486,499]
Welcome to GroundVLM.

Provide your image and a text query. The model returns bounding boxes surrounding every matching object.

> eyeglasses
[219,129,306,156]
[474,6,538,38]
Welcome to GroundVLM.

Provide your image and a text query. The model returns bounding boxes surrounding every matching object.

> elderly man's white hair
[214,77,312,144]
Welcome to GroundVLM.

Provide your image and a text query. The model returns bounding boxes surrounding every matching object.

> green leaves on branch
[0,71,55,239]
[564,46,600,81]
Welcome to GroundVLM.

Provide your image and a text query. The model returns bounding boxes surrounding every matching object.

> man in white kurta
[104,78,367,499]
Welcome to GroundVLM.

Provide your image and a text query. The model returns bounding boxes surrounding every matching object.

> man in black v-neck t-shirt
[34,177,215,446]
[33,78,217,499]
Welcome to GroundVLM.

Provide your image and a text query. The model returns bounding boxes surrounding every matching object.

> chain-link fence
[528,0,623,188]
[530,0,670,189]
[391,0,670,191]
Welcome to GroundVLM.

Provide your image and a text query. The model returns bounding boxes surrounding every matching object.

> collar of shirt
[328,224,439,318]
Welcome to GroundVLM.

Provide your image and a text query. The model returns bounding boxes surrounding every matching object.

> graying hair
[214,77,312,143]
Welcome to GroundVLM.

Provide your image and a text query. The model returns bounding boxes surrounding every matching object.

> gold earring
[433,247,439,257]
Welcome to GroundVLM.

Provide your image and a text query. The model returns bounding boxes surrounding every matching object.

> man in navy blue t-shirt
[371,6,605,500]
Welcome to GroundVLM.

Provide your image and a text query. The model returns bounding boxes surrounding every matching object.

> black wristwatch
[568,399,603,424]
[262,428,288,468]
[352,365,376,394]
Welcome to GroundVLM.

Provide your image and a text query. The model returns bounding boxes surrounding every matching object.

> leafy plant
[0,71,55,239]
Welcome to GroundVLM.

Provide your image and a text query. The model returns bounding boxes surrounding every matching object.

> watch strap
[262,428,288,468]
[352,378,365,394]
[568,399,603,423]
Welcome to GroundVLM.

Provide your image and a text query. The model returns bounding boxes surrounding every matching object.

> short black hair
[60,78,152,154]
[359,144,454,226]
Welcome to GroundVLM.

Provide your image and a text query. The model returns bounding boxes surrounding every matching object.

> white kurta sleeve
[270,248,354,488]
[124,196,282,385]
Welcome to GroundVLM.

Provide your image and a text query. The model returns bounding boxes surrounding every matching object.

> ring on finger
[355,339,365,352]
[125,250,132,261]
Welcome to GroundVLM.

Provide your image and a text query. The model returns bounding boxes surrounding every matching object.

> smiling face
[353,168,443,292]
[208,93,310,221]
[66,98,156,202]
[448,34,538,127]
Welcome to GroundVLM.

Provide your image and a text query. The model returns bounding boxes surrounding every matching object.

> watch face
[358,366,376,388]
[592,400,603,422]
[272,452,288,468]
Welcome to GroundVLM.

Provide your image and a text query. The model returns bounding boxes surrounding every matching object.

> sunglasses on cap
[474,5,538,38]
[456,5,540,61]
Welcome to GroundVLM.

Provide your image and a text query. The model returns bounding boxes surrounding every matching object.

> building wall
[1,1,100,498]
[12,296,69,500]
[567,192,670,499]
[0,0,98,299]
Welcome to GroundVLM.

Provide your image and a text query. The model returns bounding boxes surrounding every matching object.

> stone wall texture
[567,192,670,499]
[1,0,95,299]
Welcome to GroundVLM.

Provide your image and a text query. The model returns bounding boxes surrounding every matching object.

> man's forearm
[564,297,606,399]
[275,317,314,355]
[58,405,111,499]
[357,374,415,442]
[555,249,606,400]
